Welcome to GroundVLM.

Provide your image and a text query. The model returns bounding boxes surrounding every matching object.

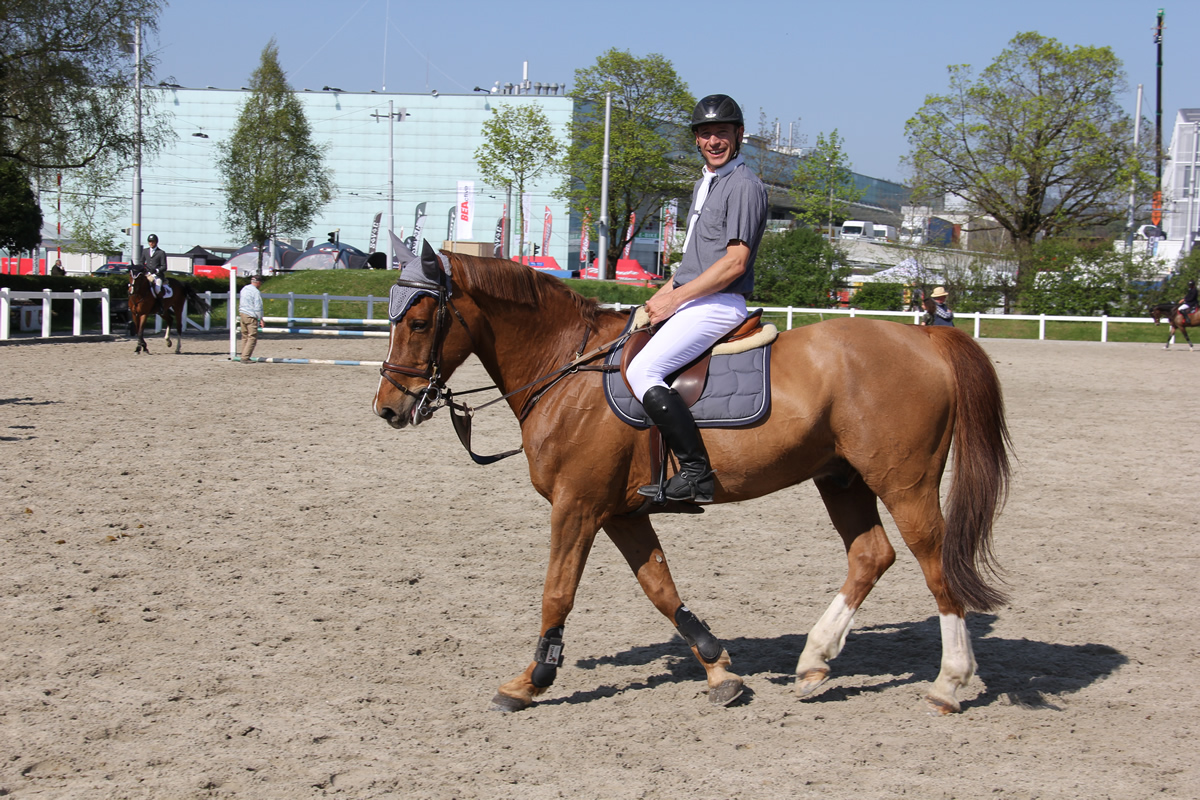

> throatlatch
[531,627,565,688]
[674,604,722,663]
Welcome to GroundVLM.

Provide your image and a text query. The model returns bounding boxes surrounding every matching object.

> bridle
[378,272,636,465]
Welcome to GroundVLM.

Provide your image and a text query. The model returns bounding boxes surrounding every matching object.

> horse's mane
[448,252,622,330]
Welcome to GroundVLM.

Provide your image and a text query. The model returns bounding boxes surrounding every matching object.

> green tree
[904,32,1149,273]
[558,49,694,265]
[216,40,333,274]
[474,103,562,259]
[59,163,126,257]
[0,161,43,252]
[1022,238,1160,316]
[750,227,849,307]
[789,130,862,234]
[0,0,169,171]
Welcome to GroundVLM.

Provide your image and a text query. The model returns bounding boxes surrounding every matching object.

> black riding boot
[638,385,715,504]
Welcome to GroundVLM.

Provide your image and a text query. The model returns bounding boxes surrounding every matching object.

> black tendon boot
[638,385,715,503]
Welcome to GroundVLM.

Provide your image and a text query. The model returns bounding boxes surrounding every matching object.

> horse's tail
[926,326,1012,611]
[185,284,212,314]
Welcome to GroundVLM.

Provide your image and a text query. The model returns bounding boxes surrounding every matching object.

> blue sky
[152,0,1199,183]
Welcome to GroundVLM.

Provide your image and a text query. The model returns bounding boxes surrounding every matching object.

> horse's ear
[420,240,450,286]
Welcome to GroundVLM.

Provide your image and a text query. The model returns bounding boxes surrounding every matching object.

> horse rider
[1178,279,1198,324]
[625,93,769,504]
[926,286,955,327]
[138,234,168,311]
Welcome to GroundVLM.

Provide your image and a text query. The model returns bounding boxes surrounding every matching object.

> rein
[379,277,641,465]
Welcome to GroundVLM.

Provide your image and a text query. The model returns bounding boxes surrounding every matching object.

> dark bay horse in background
[373,251,1011,715]
[127,271,210,354]
[1150,302,1198,349]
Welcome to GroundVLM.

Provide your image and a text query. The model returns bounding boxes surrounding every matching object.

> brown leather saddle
[620,308,765,407]
[619,309,767,513]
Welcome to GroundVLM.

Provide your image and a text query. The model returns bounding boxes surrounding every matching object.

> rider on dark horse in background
[137,234,169,315]
[1179,280,1198,325]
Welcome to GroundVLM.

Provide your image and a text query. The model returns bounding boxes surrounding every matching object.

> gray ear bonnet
[388,241,452,322]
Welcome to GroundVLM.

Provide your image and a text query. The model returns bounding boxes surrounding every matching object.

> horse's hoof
[708,678,744,706]
[924,694,961,715]
[793,668,830,698]
[488,692,530,713]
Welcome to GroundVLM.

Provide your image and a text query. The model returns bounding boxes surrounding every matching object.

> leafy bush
[750,227,849,307]
[851,282,905,310]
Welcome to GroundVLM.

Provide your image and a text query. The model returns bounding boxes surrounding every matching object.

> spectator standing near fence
[238,274,264,362]
[925,286,954,327]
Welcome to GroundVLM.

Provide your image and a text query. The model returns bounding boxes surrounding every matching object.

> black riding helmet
[690,94,745,158]
[690,94,744,131]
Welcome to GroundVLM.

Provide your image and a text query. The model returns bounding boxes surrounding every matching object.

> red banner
[542,206,552,254]
[580,208,591,265]
[622,212,636,259]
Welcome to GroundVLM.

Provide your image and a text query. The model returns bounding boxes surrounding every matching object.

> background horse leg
[795,474,896,697]
[880,482,977,715]
[162,310,175,351]
[1181,324,1193,351]
[134,313,148,354]
[604,515,743,706]
[490,503,601,713]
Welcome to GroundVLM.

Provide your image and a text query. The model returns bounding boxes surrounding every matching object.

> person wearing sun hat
[925,286,954,327]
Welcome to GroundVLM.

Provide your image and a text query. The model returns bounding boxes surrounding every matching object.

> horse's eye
[408,318,429,332]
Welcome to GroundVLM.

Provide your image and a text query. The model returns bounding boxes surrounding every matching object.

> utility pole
[371,102,407,269]
[1152,8,1164,230]
[130,21,142,265]
[598,92,611,281]
[1126,84,1144,251]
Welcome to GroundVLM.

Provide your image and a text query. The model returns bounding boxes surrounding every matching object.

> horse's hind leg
[795,473,896,697]
[881,483,976,715]
[162,312,174,351]
[604,515,743,706]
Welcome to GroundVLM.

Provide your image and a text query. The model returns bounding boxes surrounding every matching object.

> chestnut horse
[1150,302,1198,350]
[127,271,210,354]
[373,250,1011,715]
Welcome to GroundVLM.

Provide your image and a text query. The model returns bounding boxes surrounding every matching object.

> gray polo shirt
[673,161,768,296]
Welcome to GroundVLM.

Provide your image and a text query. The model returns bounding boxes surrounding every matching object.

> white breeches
[626,292,747,401]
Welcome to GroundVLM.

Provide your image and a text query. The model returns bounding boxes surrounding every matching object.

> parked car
[92,262,130,276]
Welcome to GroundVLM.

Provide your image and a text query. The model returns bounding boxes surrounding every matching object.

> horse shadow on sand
[544,615,1125,711]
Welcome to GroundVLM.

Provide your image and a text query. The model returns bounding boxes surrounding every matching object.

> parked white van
[871,224,898,242]
[839,221,874,240]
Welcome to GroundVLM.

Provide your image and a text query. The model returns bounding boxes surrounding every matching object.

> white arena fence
[0,283,1172,352]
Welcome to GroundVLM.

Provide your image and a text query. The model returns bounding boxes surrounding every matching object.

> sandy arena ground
[1,327,1197,799]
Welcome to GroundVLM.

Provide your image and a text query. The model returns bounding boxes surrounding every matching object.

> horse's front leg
[134,315,148,354]
[604,515,743,706]
[489,502,602,712]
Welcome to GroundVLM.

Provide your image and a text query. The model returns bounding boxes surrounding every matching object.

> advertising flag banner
[368,212,382,253]
[662,200,678,261]
[542,206,552,254]
[412,213,426,252]
[456,181,475,240]
[580,208,591,265]
[494,212,506,258]
[622,212,636,259]
[414,202,426,228]
[447,206,456,240]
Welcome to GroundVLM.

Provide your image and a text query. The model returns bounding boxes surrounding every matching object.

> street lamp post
[370,101,408,267]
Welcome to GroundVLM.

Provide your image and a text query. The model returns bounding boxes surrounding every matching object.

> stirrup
[664,470,715,504]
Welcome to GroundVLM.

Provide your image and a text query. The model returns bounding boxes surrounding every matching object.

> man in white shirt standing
[238,274,264,362]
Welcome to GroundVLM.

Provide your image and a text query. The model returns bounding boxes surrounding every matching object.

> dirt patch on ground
[1,331,1196,798]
